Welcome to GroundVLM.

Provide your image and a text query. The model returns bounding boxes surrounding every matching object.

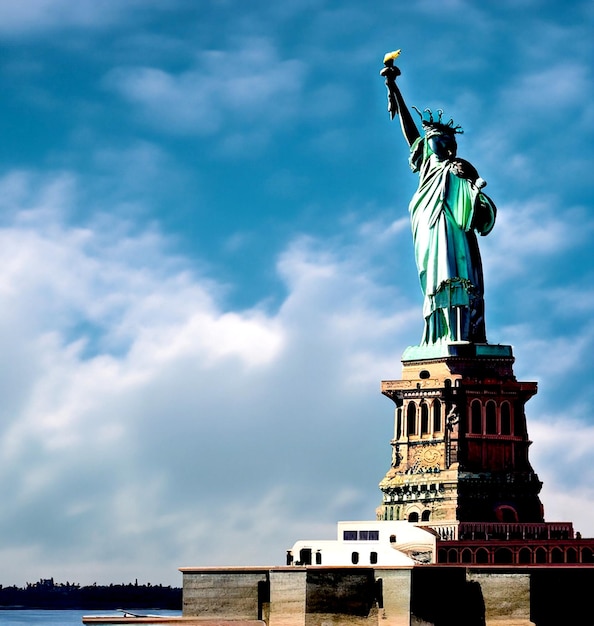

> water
[0,609,181,625]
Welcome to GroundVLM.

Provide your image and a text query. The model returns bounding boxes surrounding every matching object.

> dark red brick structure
[377,343,594,566]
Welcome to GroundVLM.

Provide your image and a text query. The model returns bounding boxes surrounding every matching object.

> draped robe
[408,136,496,345]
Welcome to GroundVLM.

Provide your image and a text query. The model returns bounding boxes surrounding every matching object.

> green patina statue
[381,51,496,347]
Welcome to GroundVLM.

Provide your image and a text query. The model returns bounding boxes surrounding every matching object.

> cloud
[531,418,594,533]
[104,38,306,142]
[0,0,171,37]
[0,171,413,585]
[0,144,593,587]
[0,1,592,587]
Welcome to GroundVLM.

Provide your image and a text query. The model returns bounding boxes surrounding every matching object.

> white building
[287,520,436,567]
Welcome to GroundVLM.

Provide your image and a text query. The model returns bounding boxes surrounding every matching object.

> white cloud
[104,38,306,141]
[0,0,169,37]
[482,197,591,282]
[0,171,412,585]
[531,418,594,533]
[0,144,592,588]
[502,62,591,113]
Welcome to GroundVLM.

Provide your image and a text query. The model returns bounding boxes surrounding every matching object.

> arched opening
[475,548,489,564]
[389,534,397,544]
[408,511,419,523]
[315,551,322,565]
[582,547,594,563]
[567,548,577,564]
[495,505,519,523]
[299,548,312,566]
[351,551,359,565]
[551,548,564,563]
[407,403,417,436]
[535,548,547,564]
[447,549,458,564]
[471,400,482,434]
[486,400,497,434]
[420,402,429,435]
[518,548,532,564]
[433,399,442,432]
[396,408,402,439]
[501,402,511,435]
[438,548,448,563]
[494,548,514,564]
[370,551,378,565]
[421,510,431,522]
[461,549,473,564]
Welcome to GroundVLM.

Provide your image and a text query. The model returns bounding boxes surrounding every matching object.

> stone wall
[180,565,594,626]
[182,567,268,620]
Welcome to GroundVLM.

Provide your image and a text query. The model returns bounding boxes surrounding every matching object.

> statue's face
[428,134,457,160]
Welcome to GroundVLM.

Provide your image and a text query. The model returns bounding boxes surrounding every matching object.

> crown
[412,107,463,136]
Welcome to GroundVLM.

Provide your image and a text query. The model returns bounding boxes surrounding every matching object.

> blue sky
[0,0,592,586]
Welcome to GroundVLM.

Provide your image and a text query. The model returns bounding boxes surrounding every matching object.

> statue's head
[413,107,463,161]
[428,133,457,160]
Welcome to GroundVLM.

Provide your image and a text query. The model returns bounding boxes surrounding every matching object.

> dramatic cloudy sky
[0,0,592,587]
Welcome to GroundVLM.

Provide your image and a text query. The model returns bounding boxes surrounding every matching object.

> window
[486,401,497,434]
[421,510,431,522]
[408,512,419,522]
[351,552,359,565]
[344,529,379,541]
[299,548,312,565]
[315,551,322,565]
[389,534,396,543]
[501,402,511,435]
[370,551,378,564]
[471,400,482,433]
[420,402,429,435]
[407,403,417,436]
[433,399,442,432]
[396,408,402,439]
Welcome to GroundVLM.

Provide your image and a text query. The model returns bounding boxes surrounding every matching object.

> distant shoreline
[0,578,182,610]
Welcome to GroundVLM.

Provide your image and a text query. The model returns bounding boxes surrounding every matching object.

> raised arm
[380,63,420,148]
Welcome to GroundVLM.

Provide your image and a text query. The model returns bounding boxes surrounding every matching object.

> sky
[0,0,592,587]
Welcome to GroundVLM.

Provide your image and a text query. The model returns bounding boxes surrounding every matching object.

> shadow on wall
[530,569,594,626]
[411,568,485,626]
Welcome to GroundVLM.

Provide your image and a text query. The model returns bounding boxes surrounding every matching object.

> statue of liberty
[381,51,496,347]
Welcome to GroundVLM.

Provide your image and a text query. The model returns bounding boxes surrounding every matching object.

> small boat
[82,610,264,625]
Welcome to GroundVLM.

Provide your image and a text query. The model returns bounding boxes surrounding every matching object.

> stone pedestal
[378,344,543,528]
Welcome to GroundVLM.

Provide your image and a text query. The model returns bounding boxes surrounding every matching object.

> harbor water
[0,609,181,625]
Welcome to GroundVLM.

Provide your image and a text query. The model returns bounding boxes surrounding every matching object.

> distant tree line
[0,578,181,609]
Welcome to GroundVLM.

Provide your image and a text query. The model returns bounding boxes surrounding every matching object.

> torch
[380,49,401,120]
